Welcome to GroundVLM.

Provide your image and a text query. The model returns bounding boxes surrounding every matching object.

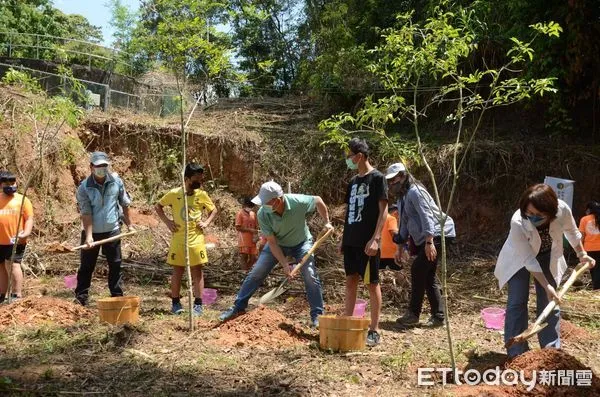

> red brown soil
[129,207,159,228]
[451,349,600,396]
[560,319,590,341]
[0,296,93,330]
[211,306,312,348]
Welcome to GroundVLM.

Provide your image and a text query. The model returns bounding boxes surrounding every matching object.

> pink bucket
[352,299,368,317]
[481,307,505,330]
[64,274,77,289]
[202,288,218,305]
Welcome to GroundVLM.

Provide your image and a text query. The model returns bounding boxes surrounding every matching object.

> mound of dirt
[560,320,591,342]
[0,297,93,330]
[213,306,312,348]
[506,349,600,396]
[452,349,600,397]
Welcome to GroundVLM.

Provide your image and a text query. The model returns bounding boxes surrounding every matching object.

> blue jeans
[504,251,560,358]
[233,240,324,320]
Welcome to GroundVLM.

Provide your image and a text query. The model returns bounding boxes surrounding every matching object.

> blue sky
[53,0,140,47]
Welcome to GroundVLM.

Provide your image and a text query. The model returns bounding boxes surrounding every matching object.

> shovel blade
[505,323,548,348]
[259,281,288,305]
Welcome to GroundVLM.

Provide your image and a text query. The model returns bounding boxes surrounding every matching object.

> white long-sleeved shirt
[494,199,581,289]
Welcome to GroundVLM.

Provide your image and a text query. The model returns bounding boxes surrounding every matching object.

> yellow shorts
[167,243,208,267]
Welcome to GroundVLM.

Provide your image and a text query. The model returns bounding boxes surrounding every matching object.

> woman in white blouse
[495,184,595,358]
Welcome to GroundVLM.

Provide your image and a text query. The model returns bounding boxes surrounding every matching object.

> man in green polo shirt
[219,181,333,327]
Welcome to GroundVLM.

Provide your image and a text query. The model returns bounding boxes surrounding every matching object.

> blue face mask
[93,166,107,178]
[345,157,358,170]
[527,214,547,227]
[3,185,16,195]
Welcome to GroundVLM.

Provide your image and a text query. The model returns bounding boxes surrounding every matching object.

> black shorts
[343,245,379,284]
[379,258,402,271]
[0,244,26,263]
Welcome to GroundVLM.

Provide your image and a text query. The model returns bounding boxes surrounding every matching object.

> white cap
[90,151,110,166]
[385,163,407,179]
[251,181,284,205]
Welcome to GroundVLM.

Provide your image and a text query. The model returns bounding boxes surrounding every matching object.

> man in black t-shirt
[338,138,388,347]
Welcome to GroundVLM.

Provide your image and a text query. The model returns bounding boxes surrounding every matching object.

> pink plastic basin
[481,307,505,330]
[64,274,77,289]
[352,299,368,317]
[202,288,218,305]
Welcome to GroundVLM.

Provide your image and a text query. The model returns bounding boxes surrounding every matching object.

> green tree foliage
[137,0,233,86]
[230,0,306,96]
[0,0,117,71]
[106,0,151,75]
[298,0,429,98]
[471,0,600,137]
[0,0,104,52]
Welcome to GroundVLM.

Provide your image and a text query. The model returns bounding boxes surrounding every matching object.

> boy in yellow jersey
[155,163,217,315]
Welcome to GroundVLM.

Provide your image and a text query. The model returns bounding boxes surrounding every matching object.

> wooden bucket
[97,296,140,325]
[318,315,371,352]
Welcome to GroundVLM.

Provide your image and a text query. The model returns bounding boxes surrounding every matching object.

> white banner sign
[544,176,575,208]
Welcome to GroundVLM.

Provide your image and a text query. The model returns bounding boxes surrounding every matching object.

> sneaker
[396,310,420,326]
[193,304,203,317]
[310,318,319,329]
[366,330,381,347]
[8,295,20,304]
[171,302,184,315]
[219,306,244,322]
[75,295,87,306]
[424,316,444,327]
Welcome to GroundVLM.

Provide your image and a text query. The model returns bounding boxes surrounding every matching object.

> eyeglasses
[1,178,16,183]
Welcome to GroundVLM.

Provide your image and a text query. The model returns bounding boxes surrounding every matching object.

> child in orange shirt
[235,198,259,271]
[579,201,600,289]
[380,204,401,271]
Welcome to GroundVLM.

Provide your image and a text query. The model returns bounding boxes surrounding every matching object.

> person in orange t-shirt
[235,198,259,271]
[579,201,600,289]
[0,171,34,303]
[380,204,402,271]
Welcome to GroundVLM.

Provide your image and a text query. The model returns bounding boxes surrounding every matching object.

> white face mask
[93,166,108,178]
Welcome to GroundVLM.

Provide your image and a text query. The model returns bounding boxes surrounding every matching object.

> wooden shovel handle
[289,227,334,278]
[72,230,138,251]
[508,261,593,346]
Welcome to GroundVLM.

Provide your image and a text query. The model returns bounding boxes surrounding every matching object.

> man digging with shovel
[219,181,333,328]
[74,152,135,306]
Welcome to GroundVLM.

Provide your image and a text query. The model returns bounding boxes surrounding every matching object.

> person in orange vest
[235,197,259,271]
[579,201,600,289]
[0,171,34,303]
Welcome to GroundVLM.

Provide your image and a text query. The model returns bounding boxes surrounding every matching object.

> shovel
[70,230,138,251]
[505,261,592,349]
[259,227,333,305]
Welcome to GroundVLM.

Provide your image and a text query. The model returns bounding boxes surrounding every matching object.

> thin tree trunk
[176,73,194,332]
